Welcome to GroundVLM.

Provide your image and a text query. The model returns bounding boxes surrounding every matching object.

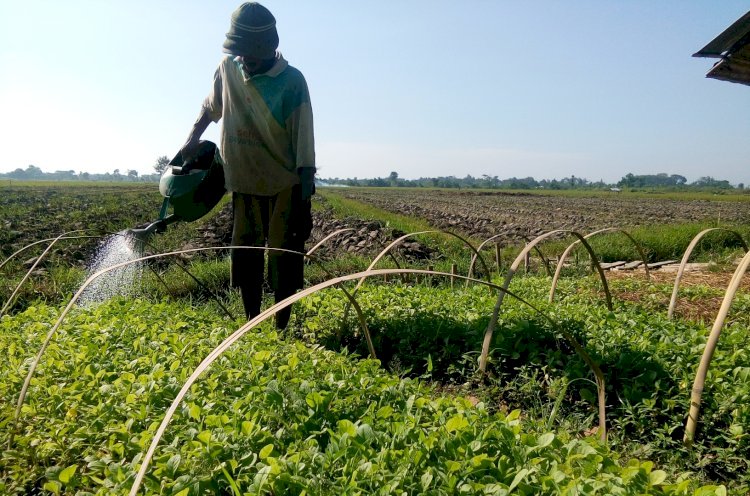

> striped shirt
[203,54,315,196]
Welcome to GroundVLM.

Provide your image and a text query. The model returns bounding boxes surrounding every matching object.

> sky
[0,1,748,184]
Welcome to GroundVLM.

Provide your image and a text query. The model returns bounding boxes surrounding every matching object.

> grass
[583,223,748,263]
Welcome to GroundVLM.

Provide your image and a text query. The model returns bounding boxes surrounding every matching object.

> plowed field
[329,188,750,244]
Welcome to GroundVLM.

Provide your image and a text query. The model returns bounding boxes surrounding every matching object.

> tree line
[321,171,745,191]
[0,157,173,183]
[2,163,745,192]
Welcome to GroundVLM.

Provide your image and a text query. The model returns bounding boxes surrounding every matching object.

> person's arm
[298,166,315,200]
[288,79,316,200]
[181,66,223,160]
[180,107,213,160]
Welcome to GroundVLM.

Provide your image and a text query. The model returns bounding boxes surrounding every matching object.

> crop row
[2,297,727,495]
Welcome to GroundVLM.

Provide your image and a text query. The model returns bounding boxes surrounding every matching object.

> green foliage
[297,276,750,492]
[0,297,720,494]
[583,225,748,263]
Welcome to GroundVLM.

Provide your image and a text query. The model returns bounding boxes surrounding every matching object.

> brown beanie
[222,2,279,58]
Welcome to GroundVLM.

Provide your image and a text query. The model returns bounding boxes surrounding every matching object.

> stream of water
[78,231,144,304]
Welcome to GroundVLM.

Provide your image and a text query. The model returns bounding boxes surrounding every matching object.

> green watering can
[130,141,226,240]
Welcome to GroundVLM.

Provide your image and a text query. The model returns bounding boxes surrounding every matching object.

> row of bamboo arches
[1,226,748,494]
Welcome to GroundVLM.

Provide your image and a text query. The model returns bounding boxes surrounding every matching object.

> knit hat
[222,2,279,58]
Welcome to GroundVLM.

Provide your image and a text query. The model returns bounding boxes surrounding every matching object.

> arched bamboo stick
[479,229,612,424]
[0,230,235,320]
[520,235,554,277]
[305,228,354,256]
[467,233,505,281]
[1,230,90,316]
[684,249,750,446]
[308,226,408,284]
[549,227,650,304]
[354,230,491,294]
[0,234,102,272]
[667,228,747,319]
[8,246,373,448]
[127,267,606,495]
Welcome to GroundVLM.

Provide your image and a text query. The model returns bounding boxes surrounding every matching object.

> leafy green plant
[0,297,724,494]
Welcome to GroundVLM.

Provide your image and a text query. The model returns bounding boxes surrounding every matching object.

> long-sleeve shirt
[203,54,315,196]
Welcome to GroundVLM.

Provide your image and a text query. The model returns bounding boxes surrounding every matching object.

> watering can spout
[128,214,179,243]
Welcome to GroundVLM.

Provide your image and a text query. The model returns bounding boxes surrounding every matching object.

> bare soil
[330,189,750,245]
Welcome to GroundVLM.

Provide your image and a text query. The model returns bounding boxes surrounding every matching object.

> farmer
[180,2,315,329]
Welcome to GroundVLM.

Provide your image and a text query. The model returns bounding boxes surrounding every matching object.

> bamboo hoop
[305,228,355,256]
[467,233,506,281]
[0,234,102,272]
[683,249,750,446]
[480,230,611,372]
[549,227,650,304]
[520,235,554,277]
[478,230,610,433]
[355,230,492,294]
[1,230,90,316]
[667,228,747,319]
[1,230,235,320]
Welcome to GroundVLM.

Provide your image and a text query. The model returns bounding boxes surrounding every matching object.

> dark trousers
[230,185,312,328]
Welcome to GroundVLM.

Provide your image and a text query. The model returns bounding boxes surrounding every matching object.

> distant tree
[127,169,139,179]
[23,165,44,179]
[80,172,90,180]
[692,176,732,189]
[670,174,687,186]
[51,170,77,181]
[388,171,399,186]
[154,155,171,174]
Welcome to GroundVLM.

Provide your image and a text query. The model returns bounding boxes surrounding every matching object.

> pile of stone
[309,210,434,261]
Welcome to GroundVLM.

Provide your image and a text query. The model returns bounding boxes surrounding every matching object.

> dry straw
[667,228,747,319]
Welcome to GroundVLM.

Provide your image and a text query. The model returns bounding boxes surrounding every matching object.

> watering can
[130,140,226,240]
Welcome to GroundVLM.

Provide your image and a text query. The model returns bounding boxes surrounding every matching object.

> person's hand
[179,140,201,163]
[298,167,316,200]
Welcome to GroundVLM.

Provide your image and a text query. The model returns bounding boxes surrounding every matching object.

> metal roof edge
[693,10,750,58]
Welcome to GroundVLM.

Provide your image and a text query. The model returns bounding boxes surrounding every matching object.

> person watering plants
[180,2,315,329]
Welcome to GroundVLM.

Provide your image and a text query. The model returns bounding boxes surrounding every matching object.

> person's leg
[267,185,311,330]
[230,192,267,320]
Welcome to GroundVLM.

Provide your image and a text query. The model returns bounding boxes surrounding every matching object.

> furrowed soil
[327,188,750,244]
[3,183,749,282]
[0,183,162,266]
